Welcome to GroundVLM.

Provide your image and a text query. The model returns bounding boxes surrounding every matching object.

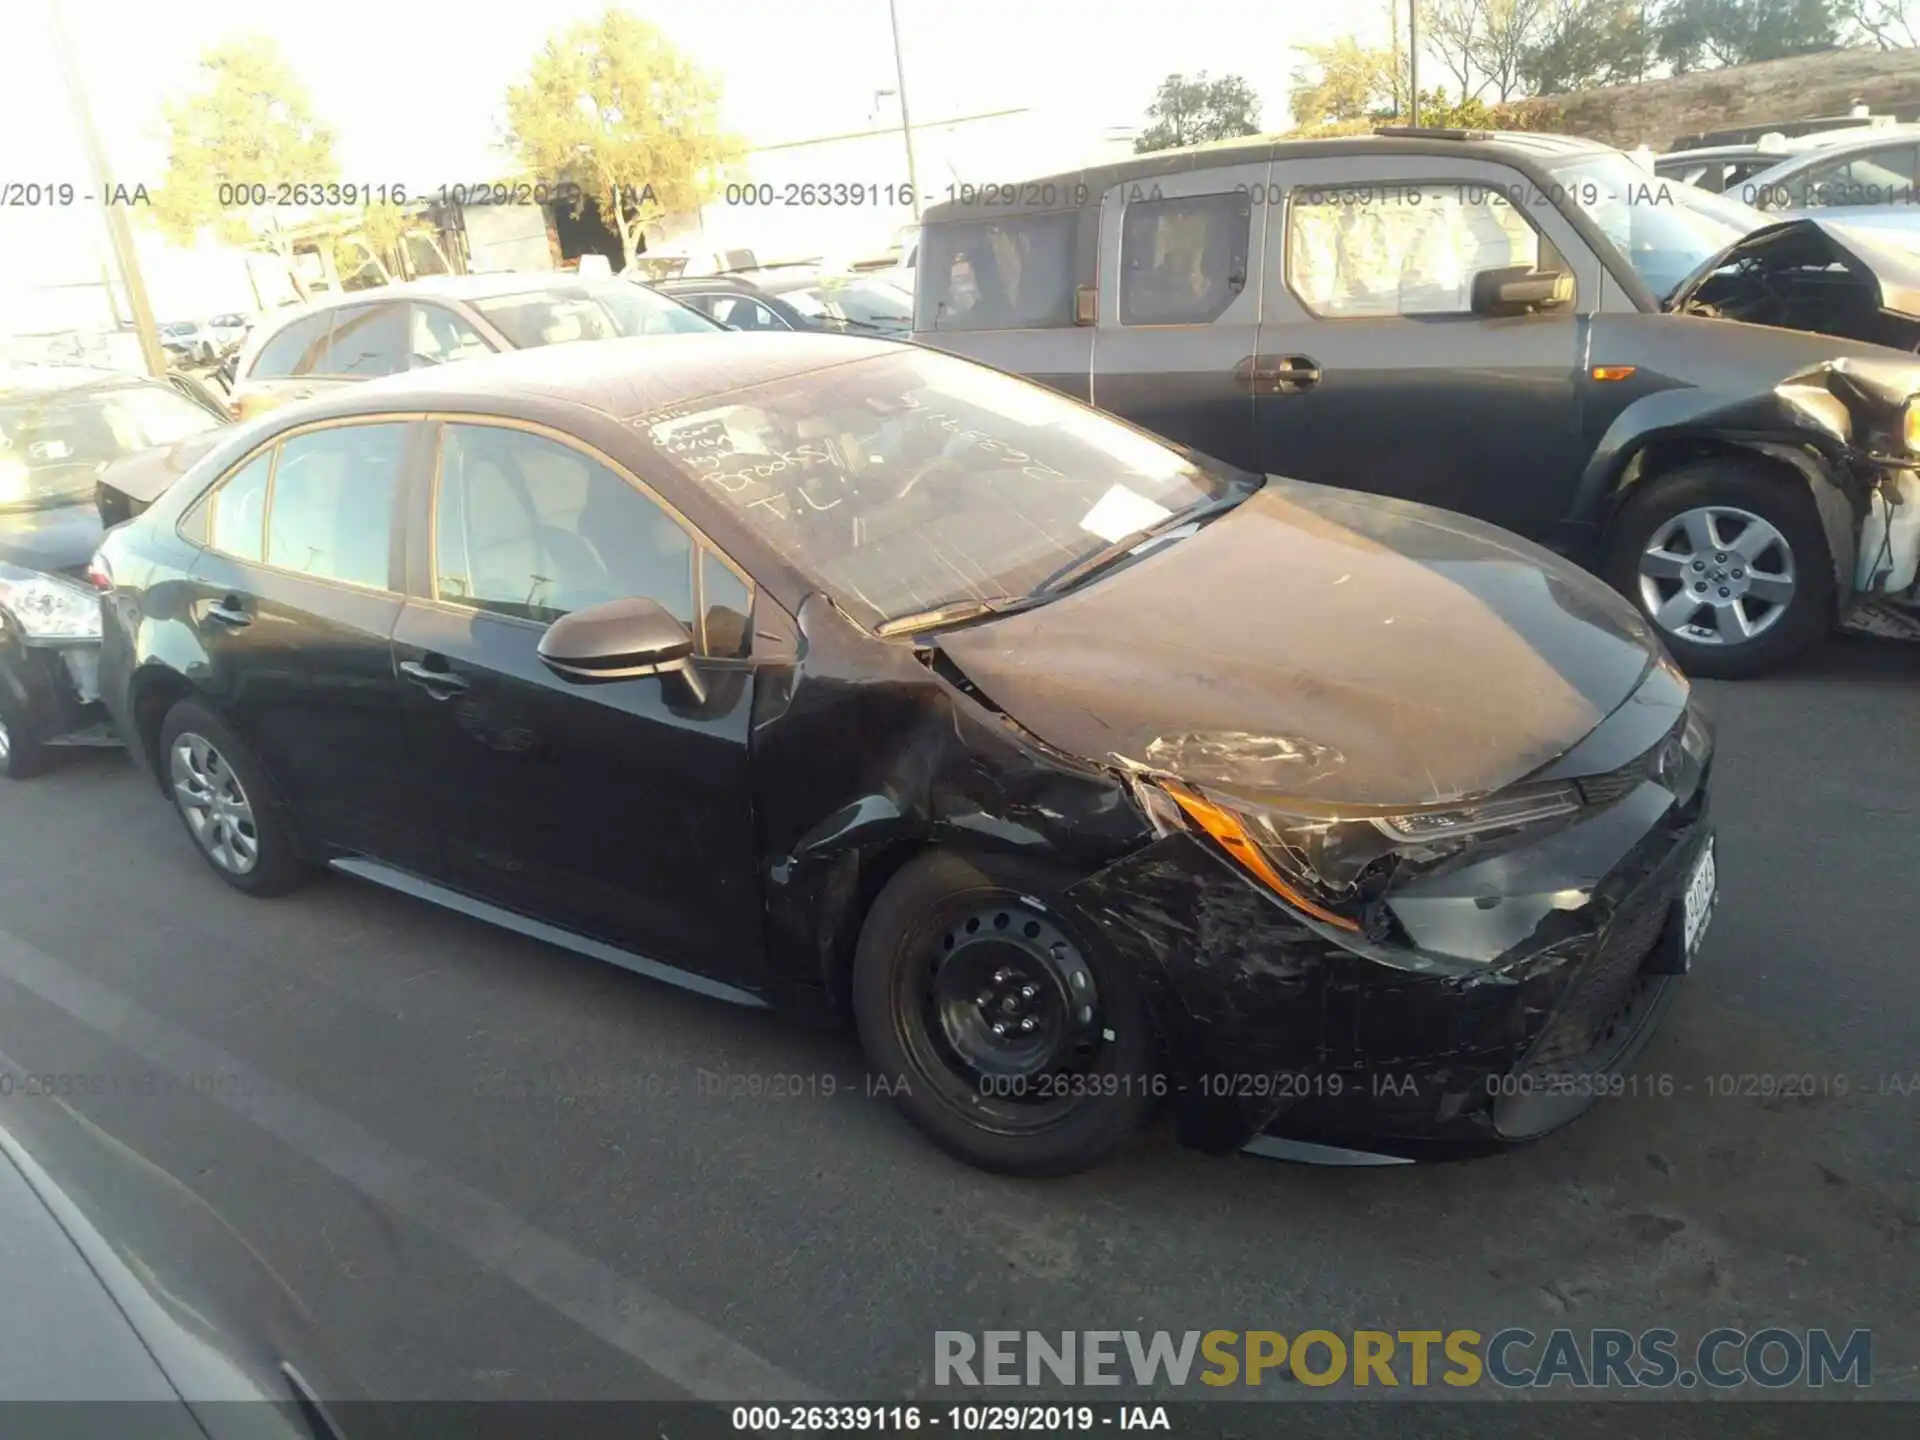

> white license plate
[1681,839,1717,961]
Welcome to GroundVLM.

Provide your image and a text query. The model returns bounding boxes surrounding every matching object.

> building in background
[647,107,1137,270]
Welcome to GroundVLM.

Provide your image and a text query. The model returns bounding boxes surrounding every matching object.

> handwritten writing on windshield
[640,405,1069,524]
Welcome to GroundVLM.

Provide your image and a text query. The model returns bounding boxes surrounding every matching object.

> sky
[0,0,1388,293]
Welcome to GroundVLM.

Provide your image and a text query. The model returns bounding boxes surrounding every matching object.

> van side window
[919,213,1077,331]
[1119,192,1252,325]
[1287,186,1545,318]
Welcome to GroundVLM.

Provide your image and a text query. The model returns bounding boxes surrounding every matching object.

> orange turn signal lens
[1591,365,1636,382]
[1161,782,1362,932]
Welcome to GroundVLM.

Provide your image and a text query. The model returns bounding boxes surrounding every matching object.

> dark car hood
[935,481,1660,809]
[0,498,103,575]
[97,431,229,512]
[1668,217,1920,319]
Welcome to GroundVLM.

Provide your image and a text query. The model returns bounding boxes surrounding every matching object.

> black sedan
[95,334,1717,1175]
[0,366,230,777]
[655,273,915,337]
[0,1101,382,1432]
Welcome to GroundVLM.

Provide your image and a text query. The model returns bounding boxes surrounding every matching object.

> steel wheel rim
[896,896,1109,1135]
[1638,504,1795,647]
[169,733,260,875]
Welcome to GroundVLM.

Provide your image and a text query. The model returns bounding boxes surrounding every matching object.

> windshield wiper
[1032,484,1257,599]
[875,593,1045,638]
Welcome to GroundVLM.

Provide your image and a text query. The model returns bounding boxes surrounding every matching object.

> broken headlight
[0,563,102,642]
[1156,780,1582,934]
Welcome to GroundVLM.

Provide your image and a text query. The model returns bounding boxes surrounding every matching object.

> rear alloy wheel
[159,699,301,896]
[852,851,1159,1176]
[1606,458,1832,679]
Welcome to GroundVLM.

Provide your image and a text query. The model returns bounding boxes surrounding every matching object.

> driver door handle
[204,596,252,629]
[1235,354,1322,394]
[399,658,469,699]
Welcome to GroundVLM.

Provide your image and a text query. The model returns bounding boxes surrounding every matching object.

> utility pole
[1391,0,1403,119]
[887,0,922,218]
[49,0,167,379]
[1408,0,1422,127]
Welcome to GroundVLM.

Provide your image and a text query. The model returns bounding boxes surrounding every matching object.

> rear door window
[918,212,1078,331]
[316,304,409,378]
[248,312,332,379]
[1119,191,1253,325]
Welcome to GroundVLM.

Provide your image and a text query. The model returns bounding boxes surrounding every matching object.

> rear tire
[851,849,1159,1176]
[1604,457,1833,679]
[158,698,302,897]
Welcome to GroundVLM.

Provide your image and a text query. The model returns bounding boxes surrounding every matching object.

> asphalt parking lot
[0,634,1913,1419]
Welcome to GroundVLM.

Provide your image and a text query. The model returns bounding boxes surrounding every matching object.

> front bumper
[0,637,112,747]
[1067,724,1714,1160]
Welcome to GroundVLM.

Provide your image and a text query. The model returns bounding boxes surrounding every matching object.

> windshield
[809,280,916,331]
[0,383,224,510]
[1546,151,1757,301]
[470,283,719,348]
[635,348,1243,626]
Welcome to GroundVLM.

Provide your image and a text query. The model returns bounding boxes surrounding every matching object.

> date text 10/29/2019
[731,1406,1168,1432]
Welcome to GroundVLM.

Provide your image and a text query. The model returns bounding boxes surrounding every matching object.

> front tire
[0,691,51,780]
[1604,457,1833,679]
[158,698,302,896]
[851,850,1159,1176]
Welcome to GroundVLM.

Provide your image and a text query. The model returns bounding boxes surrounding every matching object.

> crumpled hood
[0,499,102,575]
[1669,217,1920,320]
[935,480,1660,809]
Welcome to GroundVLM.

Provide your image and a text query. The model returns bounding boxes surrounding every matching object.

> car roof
[918,130,1614,223]
[298,331,903,424]
[254,272,640,327]
[654,276,765,295]
[1745,127,1920,181]
[0,366,156,398]
[1657,145,1771,163]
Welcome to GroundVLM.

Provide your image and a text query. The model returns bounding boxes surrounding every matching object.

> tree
[1834,0,1920,45]
[1522,0,1653,92]
[1655,0,1841,71]
[504,9,740,269]
[1134,73,1263,153]
[1423,0,1492,99]
[149,35,337,257]
[1288,40,1407,128]
[1422,0,1552,102]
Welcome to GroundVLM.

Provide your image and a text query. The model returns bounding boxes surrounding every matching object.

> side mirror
[537,596,705,701]
[1470,265,1574,317]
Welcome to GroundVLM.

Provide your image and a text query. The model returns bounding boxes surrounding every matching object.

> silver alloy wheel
[0,715,10,765]
[1638,504,1796,647]
[169,732,259,875]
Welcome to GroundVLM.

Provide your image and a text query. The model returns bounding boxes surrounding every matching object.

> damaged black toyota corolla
[95,334,1716,1176]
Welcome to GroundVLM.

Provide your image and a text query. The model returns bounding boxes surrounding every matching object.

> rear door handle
[205,595,252,628]
[399,658,469,699]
